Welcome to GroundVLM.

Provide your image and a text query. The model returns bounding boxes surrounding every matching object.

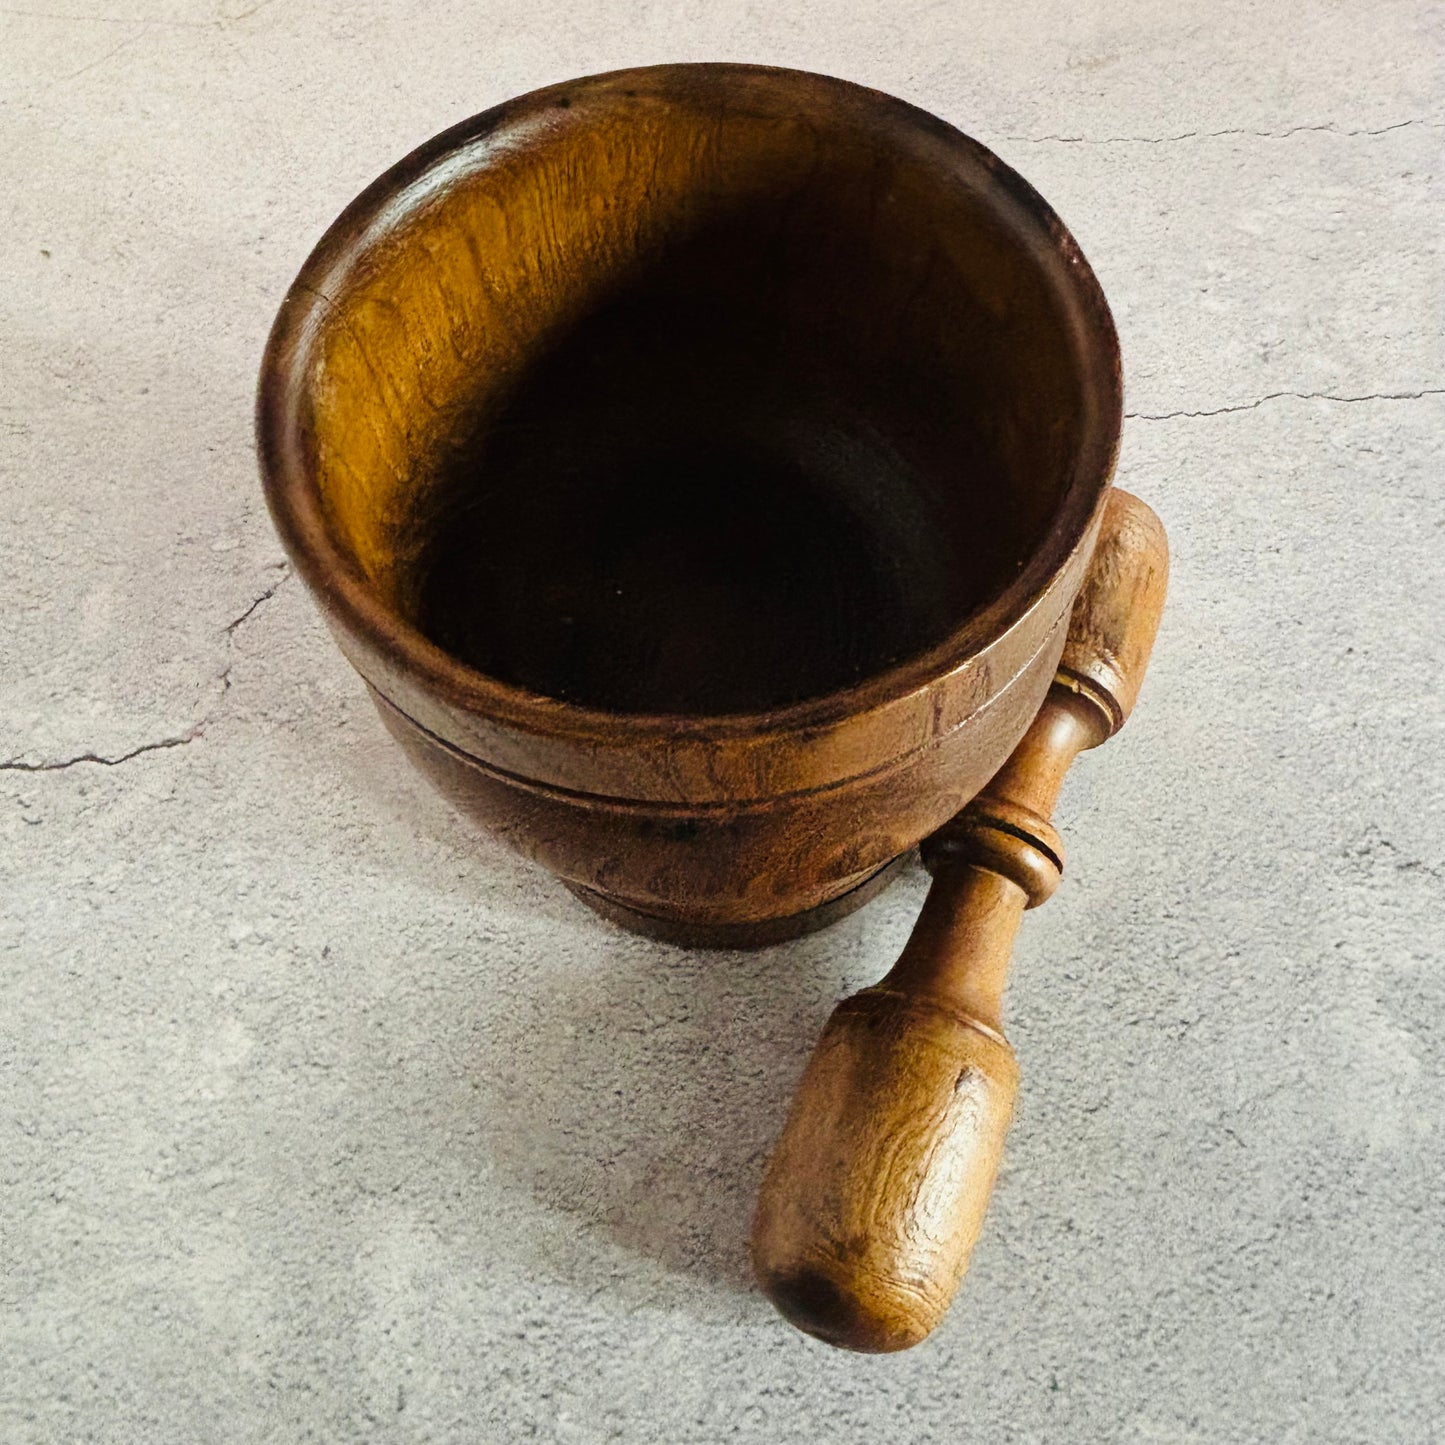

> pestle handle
[750,489,1169,1352]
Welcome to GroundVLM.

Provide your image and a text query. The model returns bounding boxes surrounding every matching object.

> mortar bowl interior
[261,65,1120,725]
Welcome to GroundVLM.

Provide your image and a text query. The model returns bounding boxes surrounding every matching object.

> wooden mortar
[258,63,1124,935]
[257,64,1163,1348]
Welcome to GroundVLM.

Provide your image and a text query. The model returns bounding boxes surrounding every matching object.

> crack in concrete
[0,4,281,29]
[1127,387,1445,421]
[47,28,142,84]
[0,733,200,773]
[1,565,292,776]
[224,564,290,634]
[1001,117,1440,146]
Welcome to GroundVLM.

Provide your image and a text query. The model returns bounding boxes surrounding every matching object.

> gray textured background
[3,2,1443,1441]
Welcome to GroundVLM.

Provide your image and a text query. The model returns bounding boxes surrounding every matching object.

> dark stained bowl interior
[279,67,1113,715]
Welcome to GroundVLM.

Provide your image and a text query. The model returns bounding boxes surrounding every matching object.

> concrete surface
[3,1,1443,1440]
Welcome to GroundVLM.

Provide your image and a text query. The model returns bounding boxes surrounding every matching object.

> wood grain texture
[752,490,1169,1350]
[1056,486,1171,734]
[256,63,1123,931]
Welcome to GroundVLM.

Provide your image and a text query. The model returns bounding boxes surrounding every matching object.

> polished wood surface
[751,489,1169,1350]
[257,63,1123,931]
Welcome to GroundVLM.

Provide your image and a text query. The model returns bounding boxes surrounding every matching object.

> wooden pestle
[751,488,1169,1352]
